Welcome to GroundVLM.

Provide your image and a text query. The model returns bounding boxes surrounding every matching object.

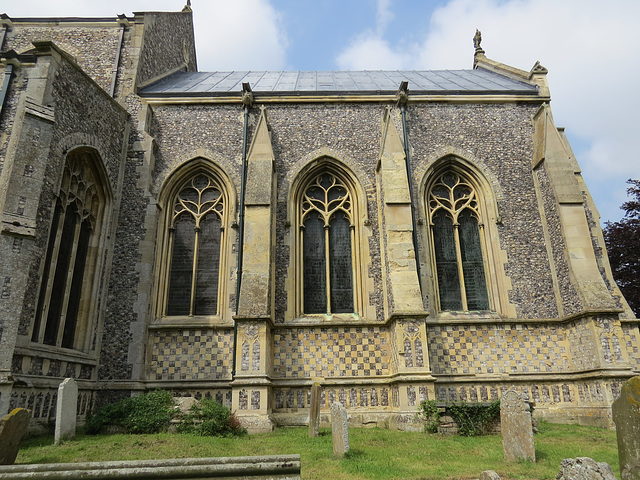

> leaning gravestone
[54,377,78,445]
[500,389,535,462]
[0,408,31,465]
[308,382,321,438]
[556,457,616,480]
[330,402,349,457]
[613,376,640,480]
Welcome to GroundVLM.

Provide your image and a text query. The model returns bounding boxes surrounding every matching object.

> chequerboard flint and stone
[0,4,636,436]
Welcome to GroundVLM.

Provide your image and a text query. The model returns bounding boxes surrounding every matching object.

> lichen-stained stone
[556,457,616,480]
[331,402,349,457]
[0,408,30,465]
[500,390,535,462]
[613,376,640,480]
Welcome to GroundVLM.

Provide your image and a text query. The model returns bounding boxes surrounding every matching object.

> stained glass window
[301,173,354,314]
[166,174,224,316]
[428,171,489,311]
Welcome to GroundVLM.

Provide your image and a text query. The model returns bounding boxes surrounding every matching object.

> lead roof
[139,68,538,97]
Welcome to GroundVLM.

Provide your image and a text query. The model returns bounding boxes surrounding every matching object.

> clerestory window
[164,173,225,317]
[427,171,490,311]
[31,149,108,350]
[300,172,355,314]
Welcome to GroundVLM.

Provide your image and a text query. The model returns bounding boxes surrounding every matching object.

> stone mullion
[189,224,200,316]
[452,223,468,311]
[324,224,331,314]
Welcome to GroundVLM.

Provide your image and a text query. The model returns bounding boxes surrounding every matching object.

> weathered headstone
[613,376,640,480]
[54,377,78,445]
[480,471,501,480]
[0,408,31,465]
[500,389,535,462]
[556,457,616,480]
[330,402,349,457]
[308,382,321,437]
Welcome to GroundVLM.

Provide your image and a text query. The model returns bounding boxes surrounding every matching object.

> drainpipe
[232,82,253,378]
[109,15,129,98]
[397,81,422,294]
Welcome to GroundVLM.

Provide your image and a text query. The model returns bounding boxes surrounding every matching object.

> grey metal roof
[139,67,538,97]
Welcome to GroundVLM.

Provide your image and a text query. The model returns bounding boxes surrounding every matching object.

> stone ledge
[0,455,301,479]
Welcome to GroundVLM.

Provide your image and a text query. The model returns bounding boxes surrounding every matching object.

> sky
[4,0,639,224]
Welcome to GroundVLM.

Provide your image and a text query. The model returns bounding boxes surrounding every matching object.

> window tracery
[31,150,106,350]
[299,172,355,315]
[428,171,490,311]
[165,173,225,316]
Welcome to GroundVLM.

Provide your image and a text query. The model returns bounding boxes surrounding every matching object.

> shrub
[417,400,440,433]
[447,400,500,436]
[85,390,174,434]
[176,399,246,437]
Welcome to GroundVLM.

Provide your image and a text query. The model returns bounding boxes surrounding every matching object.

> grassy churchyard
[16,422,618,480]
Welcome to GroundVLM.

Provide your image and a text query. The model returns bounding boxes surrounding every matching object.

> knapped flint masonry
[0,5,637,433]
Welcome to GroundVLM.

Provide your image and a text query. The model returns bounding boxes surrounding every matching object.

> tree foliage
[603,179,640,316]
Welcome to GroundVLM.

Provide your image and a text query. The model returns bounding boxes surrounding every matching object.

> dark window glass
[459,209,489,310]
[432,209,462,311]
[167,214,196,315]
[44,205,78,345]
[32,203,62,342]
[303,213,326,314]
[194,213,221,315]
[62,219,91,348]
[329,212,353,313]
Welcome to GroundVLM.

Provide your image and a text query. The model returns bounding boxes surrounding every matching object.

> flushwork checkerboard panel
[427,323,569,375]
[150,329,233,380]
[273,326,389,378]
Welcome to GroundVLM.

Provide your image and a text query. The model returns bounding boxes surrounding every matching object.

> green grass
[16,422,619,480]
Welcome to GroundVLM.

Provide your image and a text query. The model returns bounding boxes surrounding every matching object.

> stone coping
[0,455,301,479]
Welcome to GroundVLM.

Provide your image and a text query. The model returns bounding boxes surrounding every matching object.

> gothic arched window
[164,173,225,317]
[428,171,490,311]
[300,172,355,314]
[31,149,108,350]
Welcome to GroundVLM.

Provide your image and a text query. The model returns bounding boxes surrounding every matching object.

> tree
[603,179,640,316]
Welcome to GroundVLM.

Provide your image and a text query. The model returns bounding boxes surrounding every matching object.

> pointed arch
[31,147,111,351]
[289,156,367,318]
[154,157,235,320]
[421,155,513,316]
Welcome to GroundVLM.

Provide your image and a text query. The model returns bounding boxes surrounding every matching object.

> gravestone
[613,376,640,480]
[0,408,31,465]
[330,402,349,457]
[55,377,78,445]
[308,382,321,437]
[556,457,616,480]
[500,390,535,462]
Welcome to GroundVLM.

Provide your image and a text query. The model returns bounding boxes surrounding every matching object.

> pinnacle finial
[473,29,484,54]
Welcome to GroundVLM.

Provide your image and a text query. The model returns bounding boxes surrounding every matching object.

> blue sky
[5,0,640,224]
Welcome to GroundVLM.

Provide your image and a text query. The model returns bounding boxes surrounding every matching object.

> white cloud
[335,0,640,222]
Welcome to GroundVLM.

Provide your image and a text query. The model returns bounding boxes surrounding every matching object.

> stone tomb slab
[500,390,535,462]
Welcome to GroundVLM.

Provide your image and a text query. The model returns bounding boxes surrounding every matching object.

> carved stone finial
[530,60,548,75]
[473,29,484,54]
[182,0,192,12]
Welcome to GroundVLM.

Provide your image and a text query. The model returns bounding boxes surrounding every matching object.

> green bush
[417,400,440,433]
[86,390,174,434]
[447,400,500,436]
[176,399,246,437]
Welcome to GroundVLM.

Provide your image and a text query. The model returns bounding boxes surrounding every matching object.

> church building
[0,6,636,432]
